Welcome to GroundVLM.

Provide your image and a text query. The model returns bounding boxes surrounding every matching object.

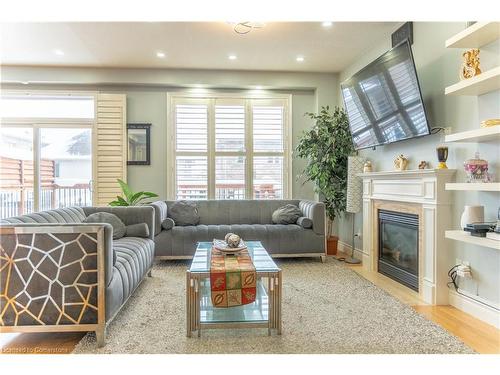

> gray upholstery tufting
[152,199,325,257]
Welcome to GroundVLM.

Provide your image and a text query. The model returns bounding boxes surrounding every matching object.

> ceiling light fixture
[53,49,64,56]
[228,54,237,60]
[296,56,305,62]
[156,51,166,58]
[233,22,265,35]
[322,21,333,27]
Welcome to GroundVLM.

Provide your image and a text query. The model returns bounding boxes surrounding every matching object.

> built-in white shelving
[445,66,500,96]
[445,126,500,143]
[445,22,500,48]
[445,182,500,192]
[445,230,500,250]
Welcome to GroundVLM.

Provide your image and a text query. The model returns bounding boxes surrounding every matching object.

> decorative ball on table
[225,233,241,248]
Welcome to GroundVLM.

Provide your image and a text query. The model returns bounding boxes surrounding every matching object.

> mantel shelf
[445,182,500,192]
[445,66,500,96]
[446,230,500,250]
[445,22,500,48]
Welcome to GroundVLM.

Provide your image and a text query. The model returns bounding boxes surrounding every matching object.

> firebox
[378,209,419,291]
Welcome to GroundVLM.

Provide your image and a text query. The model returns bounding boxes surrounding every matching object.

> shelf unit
[445,66,500,96]
[445,22,500,48]
[445,230,500,250]
[445,126,500,143]
[445,182,500,192]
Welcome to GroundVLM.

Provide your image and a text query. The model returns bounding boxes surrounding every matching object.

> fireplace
[378,209,419,291]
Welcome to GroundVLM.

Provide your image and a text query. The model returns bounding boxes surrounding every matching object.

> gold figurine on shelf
[394,155,409,171]
[460,49,481,80]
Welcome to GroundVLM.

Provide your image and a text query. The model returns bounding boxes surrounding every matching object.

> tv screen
[341,41,430,150]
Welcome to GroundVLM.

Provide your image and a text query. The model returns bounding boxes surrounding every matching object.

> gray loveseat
[150,199,325,259]
[0,206,155,346]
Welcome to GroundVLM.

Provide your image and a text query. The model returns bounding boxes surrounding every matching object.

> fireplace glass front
[378,209,419,291]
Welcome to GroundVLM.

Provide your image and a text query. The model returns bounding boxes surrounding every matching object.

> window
[168,95,291,200]
[0,93,95,218]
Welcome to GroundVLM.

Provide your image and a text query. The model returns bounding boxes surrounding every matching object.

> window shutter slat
[176,156,208,200]
[94,93,126,206]
[252,106,284,152]
[215,105,245,152]
[175,104,208,152]
[253,156,283,199]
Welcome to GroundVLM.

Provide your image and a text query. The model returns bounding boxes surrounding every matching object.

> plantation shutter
[93,93,127,206]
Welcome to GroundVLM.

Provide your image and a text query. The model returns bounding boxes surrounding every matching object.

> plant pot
[326,235,339,256]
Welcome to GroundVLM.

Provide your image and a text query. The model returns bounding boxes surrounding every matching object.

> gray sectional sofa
[0,206,155,346]
[150,199,325,259]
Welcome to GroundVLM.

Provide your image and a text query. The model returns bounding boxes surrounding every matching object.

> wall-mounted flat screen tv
[341,40,431,150]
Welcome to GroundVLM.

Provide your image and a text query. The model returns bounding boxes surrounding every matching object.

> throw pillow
[168,200,200,226]
[161,218,175,230]
[84,212,126,240]
[125,223,150,238]
[297,216,313,229]
[272,204,302,224]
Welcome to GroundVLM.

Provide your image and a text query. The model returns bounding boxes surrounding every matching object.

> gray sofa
[150,199,325,259]
[0,206,155,346]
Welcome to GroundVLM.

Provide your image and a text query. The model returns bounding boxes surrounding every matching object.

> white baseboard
[449,289,500,329]
[337,240,365,260]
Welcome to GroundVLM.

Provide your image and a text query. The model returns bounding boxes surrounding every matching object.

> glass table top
[189,241,280,273]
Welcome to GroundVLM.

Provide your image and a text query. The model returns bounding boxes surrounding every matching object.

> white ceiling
[0,22,399,73]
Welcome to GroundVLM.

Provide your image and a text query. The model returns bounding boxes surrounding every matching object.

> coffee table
[186,241,282,337]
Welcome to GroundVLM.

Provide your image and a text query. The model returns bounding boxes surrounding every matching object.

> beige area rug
[73,258,474,354]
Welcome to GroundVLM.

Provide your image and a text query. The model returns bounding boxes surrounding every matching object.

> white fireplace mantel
[359,169,456,305]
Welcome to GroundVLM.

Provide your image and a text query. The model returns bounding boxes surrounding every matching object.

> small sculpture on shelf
[460,49,481,80]
[436,146,448,169]
[418,161,428,170]
[394,155,409,171]
[363,160,373,173]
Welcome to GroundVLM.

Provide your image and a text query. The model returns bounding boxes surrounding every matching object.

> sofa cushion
[168,200,200,226]
[125,223,150,238]
[84,212,126,239]
[272,204,302,224]
[296,216,313,229]
[161,218,175,230]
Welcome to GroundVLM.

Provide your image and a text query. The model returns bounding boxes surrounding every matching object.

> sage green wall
[337,22,500,304]
[1,67,333,201]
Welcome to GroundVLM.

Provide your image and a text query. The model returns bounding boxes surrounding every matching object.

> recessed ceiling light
[53,49,64,56]
[228,54,237,60]
[156,51,166,58]
[255,85,263,90]
[20,81,29,85]
[296,56,305,62]
[322,21,333,27]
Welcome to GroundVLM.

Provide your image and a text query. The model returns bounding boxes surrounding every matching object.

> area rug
[73,258,474,354]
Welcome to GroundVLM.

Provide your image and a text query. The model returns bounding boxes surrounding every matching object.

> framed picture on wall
[127,123,151,165]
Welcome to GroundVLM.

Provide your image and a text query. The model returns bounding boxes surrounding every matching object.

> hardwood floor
[340,254,500,354]
[1,256,498,354]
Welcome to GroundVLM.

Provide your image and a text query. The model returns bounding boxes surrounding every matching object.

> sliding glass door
[40,128,93,210]
[0,93,95,219]
[0,127,34,218]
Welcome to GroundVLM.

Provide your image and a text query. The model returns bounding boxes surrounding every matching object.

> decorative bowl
[213,239,247,254]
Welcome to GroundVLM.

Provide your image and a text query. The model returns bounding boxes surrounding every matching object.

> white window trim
[166,91,293,200]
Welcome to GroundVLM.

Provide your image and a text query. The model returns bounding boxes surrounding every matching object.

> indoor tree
[295,106,354,253]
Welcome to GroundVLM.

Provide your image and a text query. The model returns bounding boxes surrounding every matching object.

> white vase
[460,205,484,229]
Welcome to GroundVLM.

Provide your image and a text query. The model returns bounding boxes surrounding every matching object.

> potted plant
[295,106,354,255]
[109,179,159,206]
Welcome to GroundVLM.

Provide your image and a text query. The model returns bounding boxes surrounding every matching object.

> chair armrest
[299,200,325,236]
[83,206,155,240]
